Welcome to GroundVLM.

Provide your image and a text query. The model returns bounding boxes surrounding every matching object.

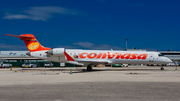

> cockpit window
[158,54,164,56]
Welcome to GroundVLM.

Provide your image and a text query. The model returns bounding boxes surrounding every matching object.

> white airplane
[6,34,172,71]
[0,59,6,65]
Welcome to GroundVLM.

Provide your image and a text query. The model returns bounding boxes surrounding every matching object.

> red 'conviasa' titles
[79,52,148,60]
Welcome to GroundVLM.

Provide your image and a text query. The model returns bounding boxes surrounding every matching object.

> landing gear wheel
[87,66,92,71]
[161,67,164,70]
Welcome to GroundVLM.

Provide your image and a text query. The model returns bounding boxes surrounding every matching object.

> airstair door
[149,54,154,62]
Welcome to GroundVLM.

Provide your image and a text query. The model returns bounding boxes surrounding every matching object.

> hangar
[0,50,180,67]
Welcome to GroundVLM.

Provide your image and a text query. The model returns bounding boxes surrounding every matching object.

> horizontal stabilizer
[5,34,33,38]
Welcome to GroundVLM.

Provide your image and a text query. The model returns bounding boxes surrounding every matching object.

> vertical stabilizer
[6,34,51,52]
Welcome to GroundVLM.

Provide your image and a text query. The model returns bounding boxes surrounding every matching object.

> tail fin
[6,34,51,52]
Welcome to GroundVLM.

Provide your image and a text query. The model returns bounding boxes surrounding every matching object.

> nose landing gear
[161,66,164,70]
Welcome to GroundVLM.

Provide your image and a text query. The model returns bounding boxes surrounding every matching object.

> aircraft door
[149,54,154,62]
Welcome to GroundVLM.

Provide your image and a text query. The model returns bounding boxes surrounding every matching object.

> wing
[76,60,111,65]
[63,52,111,65]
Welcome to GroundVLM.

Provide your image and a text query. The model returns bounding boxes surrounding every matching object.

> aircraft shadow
[21,68,161,73]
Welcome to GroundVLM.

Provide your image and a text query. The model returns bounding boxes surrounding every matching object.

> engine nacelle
[46,48,65,56]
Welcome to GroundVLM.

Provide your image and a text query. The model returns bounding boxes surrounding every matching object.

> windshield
[158,54,164,57]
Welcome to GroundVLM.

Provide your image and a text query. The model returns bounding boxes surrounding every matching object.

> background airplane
[6,34,172,71]
[0,59,6,65]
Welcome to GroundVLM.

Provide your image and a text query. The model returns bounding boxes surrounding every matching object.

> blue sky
[1,0,180,51]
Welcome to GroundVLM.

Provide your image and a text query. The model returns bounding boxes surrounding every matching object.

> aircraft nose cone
[169,59,173,63]
[165,58,173,63]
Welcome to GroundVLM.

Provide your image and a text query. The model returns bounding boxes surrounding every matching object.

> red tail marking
[6,34,51,52]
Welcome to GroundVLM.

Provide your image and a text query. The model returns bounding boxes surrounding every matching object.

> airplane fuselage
[29,49,172,65]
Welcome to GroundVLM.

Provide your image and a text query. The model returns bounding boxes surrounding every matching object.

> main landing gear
[161,66,164,70]
[87,65,92,71]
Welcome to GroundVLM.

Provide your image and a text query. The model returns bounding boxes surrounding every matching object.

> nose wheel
[161,66,164,70]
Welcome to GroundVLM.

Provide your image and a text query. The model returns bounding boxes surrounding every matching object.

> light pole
[125,39,128,51]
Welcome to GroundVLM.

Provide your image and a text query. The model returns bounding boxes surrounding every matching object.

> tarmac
[0,66,180,101]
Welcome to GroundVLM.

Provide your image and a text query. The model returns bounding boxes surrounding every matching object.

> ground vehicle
[0,64,12,68]
[112,64,121,67]
[122,64,128,67]
[22,62,38,68]
[44,62,54,67]
[166,62,178,66]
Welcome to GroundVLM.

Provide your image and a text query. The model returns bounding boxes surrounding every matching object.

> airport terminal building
[160,51,180,63]
[0,50,180,67]
[0,51,75,67]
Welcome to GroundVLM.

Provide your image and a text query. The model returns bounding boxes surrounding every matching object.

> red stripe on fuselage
[64,52,75,61]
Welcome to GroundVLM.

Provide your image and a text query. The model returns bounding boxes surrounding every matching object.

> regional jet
[6,34,172,71]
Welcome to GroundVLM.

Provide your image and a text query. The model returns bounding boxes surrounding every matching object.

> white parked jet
[6,34,172,71]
